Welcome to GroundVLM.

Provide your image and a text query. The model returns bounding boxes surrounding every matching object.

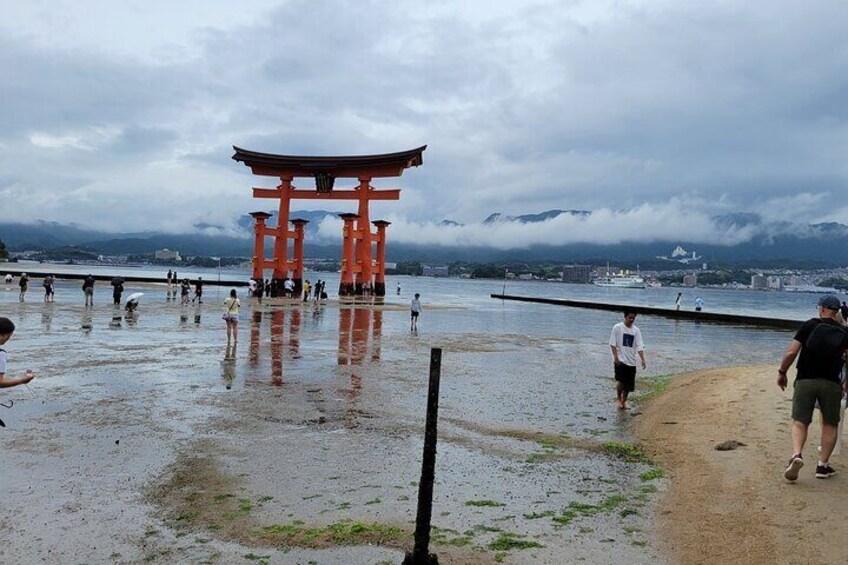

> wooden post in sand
[403,348,442,565]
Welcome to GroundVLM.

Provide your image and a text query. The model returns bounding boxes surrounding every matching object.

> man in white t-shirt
[609,311,647,410]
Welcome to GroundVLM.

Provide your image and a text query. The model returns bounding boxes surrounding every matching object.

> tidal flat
[0,280,789,564]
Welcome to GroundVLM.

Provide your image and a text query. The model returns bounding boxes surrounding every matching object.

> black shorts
[614,363,637,392]
[411,311,419,319]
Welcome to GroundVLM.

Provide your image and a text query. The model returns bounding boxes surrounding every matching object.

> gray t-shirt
[0,349,7,375]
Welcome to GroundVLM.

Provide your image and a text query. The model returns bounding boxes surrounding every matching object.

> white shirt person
[609,311,646,409]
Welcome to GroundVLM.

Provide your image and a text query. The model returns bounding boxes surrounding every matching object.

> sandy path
[635,365,848,564]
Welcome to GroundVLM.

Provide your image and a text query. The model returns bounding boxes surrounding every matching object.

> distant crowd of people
[674,292,704,312]
[2,270,426,383]
[245,276,331,302]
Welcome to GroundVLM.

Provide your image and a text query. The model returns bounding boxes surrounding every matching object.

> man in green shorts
[778,295,848,481]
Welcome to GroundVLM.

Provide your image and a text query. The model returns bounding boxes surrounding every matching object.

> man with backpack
[82,274,96,306]
[779,294,848,481]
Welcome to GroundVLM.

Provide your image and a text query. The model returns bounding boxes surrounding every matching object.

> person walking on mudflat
[43,274,55,303]
[82,274,95,306]
[779,294,848,481]
[609,311,646,410]
[180,278,191,306]
[18,273,28,302]
[192,277,203,304]
[410,293,422,331]
[223,289,240,344]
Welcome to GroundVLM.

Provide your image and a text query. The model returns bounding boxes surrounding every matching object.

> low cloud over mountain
[3,202,848,263]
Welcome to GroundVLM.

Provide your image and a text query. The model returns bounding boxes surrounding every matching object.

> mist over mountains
[2,209,848,265]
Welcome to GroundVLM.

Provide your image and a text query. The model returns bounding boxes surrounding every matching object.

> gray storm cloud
[0,0,846,233]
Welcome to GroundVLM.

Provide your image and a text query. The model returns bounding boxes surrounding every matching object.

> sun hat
[818,294,841,311]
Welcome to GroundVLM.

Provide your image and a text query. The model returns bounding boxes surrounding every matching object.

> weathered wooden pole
[403,348,442,565]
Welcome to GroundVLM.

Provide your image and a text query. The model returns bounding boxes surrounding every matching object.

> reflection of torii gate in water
[232,146,426,296]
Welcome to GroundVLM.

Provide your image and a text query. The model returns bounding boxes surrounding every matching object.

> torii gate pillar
[250,211,273,281]
[354,177,373,296]
[291,219,309,297]
[339,213,359,297]
[372,220,391,297]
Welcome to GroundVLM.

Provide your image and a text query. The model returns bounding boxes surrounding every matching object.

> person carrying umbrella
[125,292,143,312]
[111,276,125,305]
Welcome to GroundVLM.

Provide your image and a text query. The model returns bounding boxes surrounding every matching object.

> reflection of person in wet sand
[609,311,646,410]
[42,308,53,330]
[410,293,421,331]
[223,289,240,344]
[125,310,139,326]
[222,345,236,389]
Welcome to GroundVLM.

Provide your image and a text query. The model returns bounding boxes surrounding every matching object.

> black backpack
[805,321,848,360]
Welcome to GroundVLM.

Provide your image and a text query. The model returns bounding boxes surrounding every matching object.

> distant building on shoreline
[656,245,700,264]
[155,248,181,261]
[561,264,592,284]
[751,274,767,290]
[682,273,698,287]
[422,264,448,277]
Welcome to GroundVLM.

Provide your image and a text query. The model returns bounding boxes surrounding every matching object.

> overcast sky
[2,0,846,247]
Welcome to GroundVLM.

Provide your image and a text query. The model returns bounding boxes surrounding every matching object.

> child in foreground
[0,317,36,388]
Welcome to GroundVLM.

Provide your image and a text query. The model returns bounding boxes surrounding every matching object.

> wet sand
[1,279,797,564]
[0,291,673,565]
[635,365,848,564]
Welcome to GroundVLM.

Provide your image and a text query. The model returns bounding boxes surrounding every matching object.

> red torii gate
[232,145,426,296]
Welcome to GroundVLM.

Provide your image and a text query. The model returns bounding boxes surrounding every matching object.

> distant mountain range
[483,209,591,224]
[2,210,848,266]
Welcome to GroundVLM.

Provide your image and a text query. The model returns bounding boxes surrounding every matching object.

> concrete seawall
[491,293,801,330]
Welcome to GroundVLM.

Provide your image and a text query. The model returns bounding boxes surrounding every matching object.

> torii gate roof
[232,145,426,178]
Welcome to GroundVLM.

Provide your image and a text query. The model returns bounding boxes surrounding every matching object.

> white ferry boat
[593,273,646,289]
[783,285,839,293]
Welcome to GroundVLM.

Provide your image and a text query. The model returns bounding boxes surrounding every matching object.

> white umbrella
[126,292,144,303]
